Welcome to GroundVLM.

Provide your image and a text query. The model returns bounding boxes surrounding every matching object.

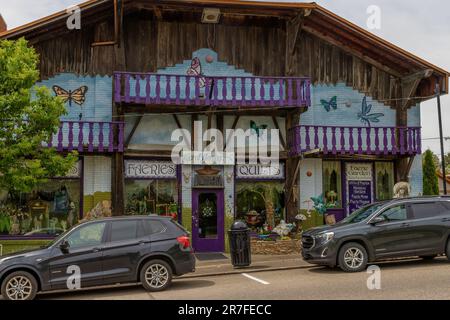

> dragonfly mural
[357,96,384,127]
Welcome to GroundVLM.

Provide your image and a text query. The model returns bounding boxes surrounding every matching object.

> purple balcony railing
[113,72,311,108]
[47,121,125,153]
[288,125,421,156]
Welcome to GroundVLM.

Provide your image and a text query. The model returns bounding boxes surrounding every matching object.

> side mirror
[370,216,386,225]
[59,240,70,254]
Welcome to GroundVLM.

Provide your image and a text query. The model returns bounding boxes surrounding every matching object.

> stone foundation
[250,238,301,255]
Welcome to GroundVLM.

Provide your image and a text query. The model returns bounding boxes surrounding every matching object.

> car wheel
[1,271,38,300]
[140,259,173,292]
[338,242,368,272]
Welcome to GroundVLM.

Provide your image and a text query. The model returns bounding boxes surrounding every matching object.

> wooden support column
[395,69,433,181]
[285,110,301,222]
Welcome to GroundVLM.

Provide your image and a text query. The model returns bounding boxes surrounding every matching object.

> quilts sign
[236,164,285,180]
[124,160,177,179]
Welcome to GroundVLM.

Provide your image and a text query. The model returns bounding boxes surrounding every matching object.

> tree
[422,149,439,195]
[0,38,77,193]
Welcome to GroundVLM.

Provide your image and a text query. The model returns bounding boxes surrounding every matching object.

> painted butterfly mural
[250,120,268,137]
[357,96,384,127]
[320,96,337,112]
[52,85,88,107]
[186,57,206,88]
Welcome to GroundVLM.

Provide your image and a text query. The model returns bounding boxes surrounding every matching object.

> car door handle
[92,247,102,253]
[401,223,410,228]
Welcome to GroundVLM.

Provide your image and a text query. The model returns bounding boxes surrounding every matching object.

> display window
[323,161,342,208]
[235,181,285,229]
[0,179,81,237]
[375,162,395,201]
[124,179,178,218]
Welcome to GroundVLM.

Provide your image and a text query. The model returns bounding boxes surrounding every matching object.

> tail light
[177,235,191,249]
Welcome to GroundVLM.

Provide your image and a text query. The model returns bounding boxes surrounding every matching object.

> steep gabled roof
[1,0,448,93]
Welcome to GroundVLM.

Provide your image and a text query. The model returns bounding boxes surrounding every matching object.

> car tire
[338,242,368,272]
[140,259,173,292]
[1,271,38,300]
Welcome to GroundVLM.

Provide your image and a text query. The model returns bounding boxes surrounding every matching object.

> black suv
[0,216,195,300]
[302,196,450,272]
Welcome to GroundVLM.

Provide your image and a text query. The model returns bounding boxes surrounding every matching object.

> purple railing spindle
[374,127,380,155]
[88,122,94,152]
[399,128,405,155]
[165,75,171,104]
[145,75,151,104]
[305,125,310,150]
[68,122,74,151]
[134,75,141,104]
[251,78,256,106]
[331,127,337,154]
[390,127,397,155]
[365,127,371,154]
[108,122,114,152]
[287,78,293,106]
[348,128,354,154]
[340,127,345,154]
[78,122,84,152]
[314,126,319,149]
[57,123,64,151]
[124,74,130,103]
[322,127,328,154]
[155,75,161,104]
[98,122,104,152]
[357,128,363,154]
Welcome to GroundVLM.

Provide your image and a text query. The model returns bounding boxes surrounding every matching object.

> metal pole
[436,83,447,195]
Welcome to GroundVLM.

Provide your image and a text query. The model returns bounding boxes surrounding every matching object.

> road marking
[241,273,270,285]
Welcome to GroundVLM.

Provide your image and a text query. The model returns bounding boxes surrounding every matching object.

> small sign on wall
[124,160,177,179]
[235,164,285,180]
[345,163,373,181]
[345,162,373,215]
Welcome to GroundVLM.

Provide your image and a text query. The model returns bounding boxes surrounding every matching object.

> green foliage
[0,38,77,193]
[422,149,439,195]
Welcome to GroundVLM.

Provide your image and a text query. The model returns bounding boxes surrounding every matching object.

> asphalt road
[32,257,450,300]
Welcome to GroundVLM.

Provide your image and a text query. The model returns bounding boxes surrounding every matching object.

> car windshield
[339,202,386,224]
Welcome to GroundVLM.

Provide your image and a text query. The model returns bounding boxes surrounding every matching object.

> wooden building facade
[0,0,448,252]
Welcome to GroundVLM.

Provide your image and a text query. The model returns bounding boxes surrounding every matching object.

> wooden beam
[271,115,286,150]
[401,69,433,109]
[125,115,143,147]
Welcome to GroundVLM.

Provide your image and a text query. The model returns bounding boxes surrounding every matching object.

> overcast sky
[1,0,449,157]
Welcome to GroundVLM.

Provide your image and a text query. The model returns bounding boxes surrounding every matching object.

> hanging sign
[125,160,177,179]
[236,164,285,180]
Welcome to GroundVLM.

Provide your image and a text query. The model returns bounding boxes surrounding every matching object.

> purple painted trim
[113,72,311,108]
[288,125,422,157]
[48,121,125,154]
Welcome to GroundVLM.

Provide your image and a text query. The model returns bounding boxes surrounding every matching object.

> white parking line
[241,273,270,285]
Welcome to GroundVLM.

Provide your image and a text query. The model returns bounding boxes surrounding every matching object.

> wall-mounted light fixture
[202,8,221,24]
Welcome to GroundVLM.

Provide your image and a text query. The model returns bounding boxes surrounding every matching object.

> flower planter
[250,238,301,255]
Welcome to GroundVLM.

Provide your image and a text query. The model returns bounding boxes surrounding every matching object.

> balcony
[113,72,311,108]
[288,125,421,157]
[47,121,125,153]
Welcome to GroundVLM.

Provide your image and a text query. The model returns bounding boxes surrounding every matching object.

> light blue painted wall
[36,73,113,148]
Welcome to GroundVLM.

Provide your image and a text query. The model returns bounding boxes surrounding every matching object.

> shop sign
[345,163,372,181]
[348,180,372,213]
[236,164,284,179]
[125,160,177,179]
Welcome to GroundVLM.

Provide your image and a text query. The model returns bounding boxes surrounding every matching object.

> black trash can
[228,220,251,268]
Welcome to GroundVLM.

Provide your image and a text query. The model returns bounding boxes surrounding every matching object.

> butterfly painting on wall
[250,120,268,137]
[186,57,206,88]
[320,96,337,112]
[52,85,88,107]
[357,96,384,127]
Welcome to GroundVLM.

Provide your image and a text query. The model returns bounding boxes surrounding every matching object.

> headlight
[315,232,334,244]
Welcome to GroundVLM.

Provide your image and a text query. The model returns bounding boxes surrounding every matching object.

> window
[235,181,285,230]
[110,220,139,242]
[379,205,407,221]
[323,161,342,208]
[66,222,106,249]
[142,220,166,235]
[0,179,81,236]
[410,203,448,219]
[375,162,394,201]
[124,179,178,218]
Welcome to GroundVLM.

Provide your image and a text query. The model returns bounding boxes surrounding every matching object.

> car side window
[110,220,139,242]
[380,205,407,221]
[142,220,166,235]
[410,202,448,219]
[66,222,106,249]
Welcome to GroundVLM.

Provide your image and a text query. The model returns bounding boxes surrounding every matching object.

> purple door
[192,189,224,252]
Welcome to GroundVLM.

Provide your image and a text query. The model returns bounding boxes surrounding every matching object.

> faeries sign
[345,163,373,181]
[124,160,177,179]
[235,164,285,180]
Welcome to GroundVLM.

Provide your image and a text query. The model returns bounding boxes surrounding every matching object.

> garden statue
[393,182,410,198]
[272,220,295,237]
[294,213,307,233]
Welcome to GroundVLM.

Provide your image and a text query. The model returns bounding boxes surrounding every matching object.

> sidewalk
[182,254,311,279]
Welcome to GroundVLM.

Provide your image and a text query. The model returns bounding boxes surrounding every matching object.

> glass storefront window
[323,161,342,208]
[375,162,394,201]
[236,181,285,229]
[124,179,178,218]
[0,179,81,236]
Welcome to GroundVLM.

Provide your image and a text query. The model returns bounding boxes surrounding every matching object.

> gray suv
[302,196,450,272]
